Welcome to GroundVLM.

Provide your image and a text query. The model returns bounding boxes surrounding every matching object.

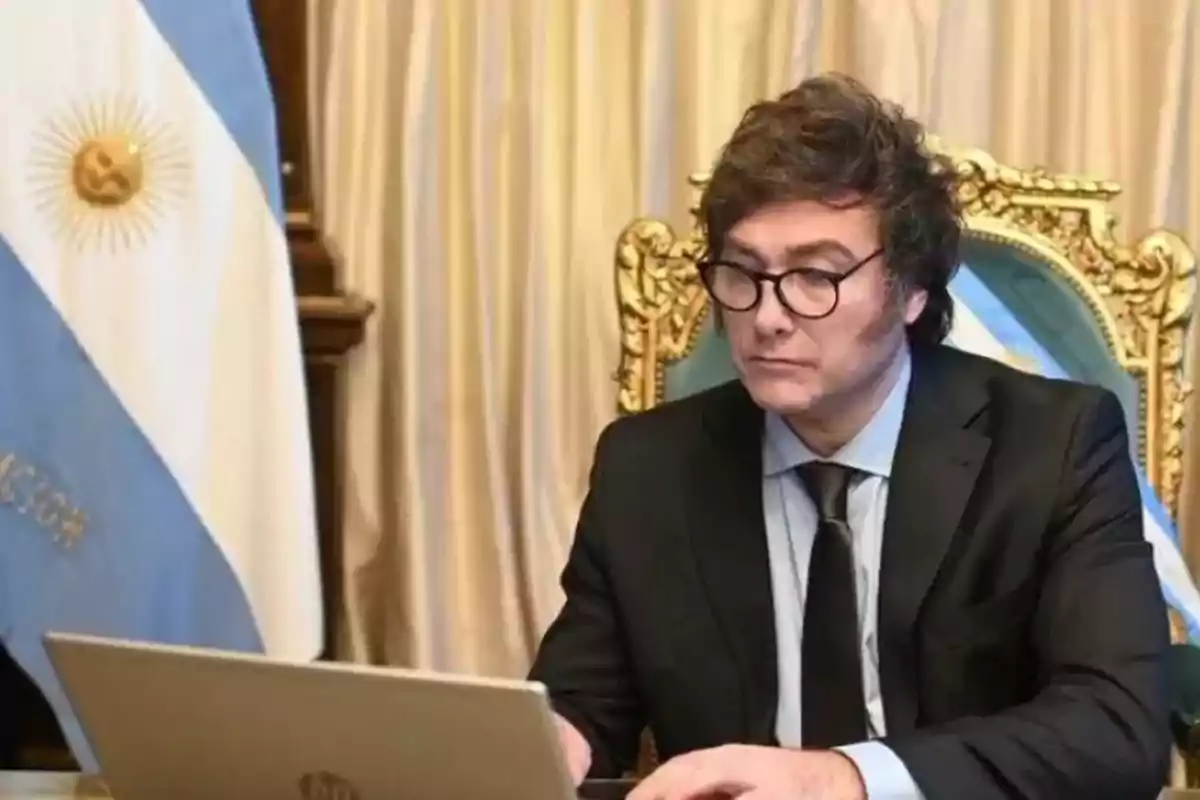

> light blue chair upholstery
[956,236,1141,446]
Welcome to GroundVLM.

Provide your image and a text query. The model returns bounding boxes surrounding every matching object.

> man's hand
[554,713,593,786]
[627,745,866,800]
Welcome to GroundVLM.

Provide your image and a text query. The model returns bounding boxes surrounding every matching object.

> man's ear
[903,286,928,325]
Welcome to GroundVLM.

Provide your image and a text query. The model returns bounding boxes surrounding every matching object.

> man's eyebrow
[721,238,766,263]
[783,239,857,261]
[721,236,858,263]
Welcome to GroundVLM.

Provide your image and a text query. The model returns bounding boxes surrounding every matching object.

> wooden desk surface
[0,774,107,799]
[0,772,1196,799]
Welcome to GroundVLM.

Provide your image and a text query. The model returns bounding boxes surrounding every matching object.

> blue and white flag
[0,0,322,769]
[946,265,1200,642]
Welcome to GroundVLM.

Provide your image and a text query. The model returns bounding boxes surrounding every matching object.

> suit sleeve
[528,423,646,778]
[884,389,1172,799]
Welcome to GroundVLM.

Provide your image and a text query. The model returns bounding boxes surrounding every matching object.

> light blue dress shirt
[761,348,925,799]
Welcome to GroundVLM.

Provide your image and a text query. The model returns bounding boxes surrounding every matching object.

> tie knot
[796,461,854,522]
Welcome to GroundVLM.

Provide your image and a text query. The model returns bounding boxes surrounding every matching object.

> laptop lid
[44,632,577,800]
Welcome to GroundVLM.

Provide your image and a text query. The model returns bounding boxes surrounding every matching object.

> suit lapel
[687,383,778,745]
[878,346,991,733]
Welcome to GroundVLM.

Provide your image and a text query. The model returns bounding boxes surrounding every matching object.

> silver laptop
[44,632,578,800]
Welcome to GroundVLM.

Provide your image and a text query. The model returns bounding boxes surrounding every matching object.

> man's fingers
[628,758,690,800]
[552,714,591,786]
[629,759,749,800]
[730,790,767,800]
[633,777,745,800]
[626,761,676,800]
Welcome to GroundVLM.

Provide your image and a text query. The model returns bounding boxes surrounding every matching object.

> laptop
[44,631,579,800]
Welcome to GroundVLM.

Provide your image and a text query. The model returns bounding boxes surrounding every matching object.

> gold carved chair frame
[614,142,1195,523]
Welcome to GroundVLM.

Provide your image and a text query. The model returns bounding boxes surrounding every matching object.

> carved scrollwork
[614,143,1195,521]
[614,215,709,414]
[943,144,1195,518]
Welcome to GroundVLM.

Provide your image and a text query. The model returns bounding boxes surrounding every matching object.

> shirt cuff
[836,741,925,800]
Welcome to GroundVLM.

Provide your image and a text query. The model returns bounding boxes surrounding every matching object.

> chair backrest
[613,140,1195,524]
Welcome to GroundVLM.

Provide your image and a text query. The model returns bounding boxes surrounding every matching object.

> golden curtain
[306,0,1200,675]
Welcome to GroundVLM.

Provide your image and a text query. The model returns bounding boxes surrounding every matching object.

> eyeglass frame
[696,246,885,320]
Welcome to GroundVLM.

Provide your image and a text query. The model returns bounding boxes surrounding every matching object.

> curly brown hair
[698,73,962,345]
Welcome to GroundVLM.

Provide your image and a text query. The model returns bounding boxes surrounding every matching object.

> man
[529,73,1171,799]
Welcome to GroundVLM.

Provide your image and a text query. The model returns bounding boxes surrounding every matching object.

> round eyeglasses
[697,247,884,320]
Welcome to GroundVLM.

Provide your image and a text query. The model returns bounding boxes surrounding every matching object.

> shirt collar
[762,346,911,479]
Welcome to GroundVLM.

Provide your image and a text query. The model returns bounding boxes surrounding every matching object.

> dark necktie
[796,461,867,747]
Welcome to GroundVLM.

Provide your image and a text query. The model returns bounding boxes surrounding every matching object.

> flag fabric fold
[0,0,321,770]
[946,265,1200,641]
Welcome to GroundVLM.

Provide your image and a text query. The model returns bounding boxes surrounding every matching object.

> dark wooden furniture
[252,0,374,662]
[0,0,371,770]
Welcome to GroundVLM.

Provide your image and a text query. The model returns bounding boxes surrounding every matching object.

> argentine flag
[0,0,322,770]
[946,265,1200,642]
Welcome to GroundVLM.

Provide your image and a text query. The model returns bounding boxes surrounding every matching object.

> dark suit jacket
[528,343,1171,799]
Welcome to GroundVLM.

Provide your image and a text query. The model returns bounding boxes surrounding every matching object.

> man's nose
[752,283,793,336]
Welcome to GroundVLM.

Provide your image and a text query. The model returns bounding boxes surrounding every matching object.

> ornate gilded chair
[613,142,1197,780]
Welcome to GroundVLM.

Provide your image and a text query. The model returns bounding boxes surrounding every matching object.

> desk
[0,774,106,799]
[0,773,1195,799]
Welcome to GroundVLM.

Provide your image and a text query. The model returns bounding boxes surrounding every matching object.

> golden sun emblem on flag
[27,95,190,253]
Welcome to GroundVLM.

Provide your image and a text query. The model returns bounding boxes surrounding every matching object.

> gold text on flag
[0,452,87,548]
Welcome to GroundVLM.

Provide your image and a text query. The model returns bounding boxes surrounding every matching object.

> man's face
[715,198,927,419]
